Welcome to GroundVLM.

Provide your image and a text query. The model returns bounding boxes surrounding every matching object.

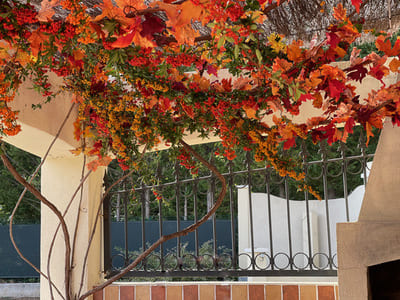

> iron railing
[103,128,377,279]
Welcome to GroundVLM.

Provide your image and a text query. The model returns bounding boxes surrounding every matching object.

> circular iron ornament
[182,254,197,270]
[346,158,364,175]
[217,254,233,269]
[292,252,310,270]
[144,254,161,271]
[237,253,253,270]
[126,255,145,270]
[273,252,291,270]
[312,253,330,270]
[163,253,179,271]
[326,161,344,178]
[305,164,323,180]
[332,254,338,269]
[111,253,127,270]
[269,172,286,185]
[254,252,271,270]
[198,254,215,270]
[233,174,248,186]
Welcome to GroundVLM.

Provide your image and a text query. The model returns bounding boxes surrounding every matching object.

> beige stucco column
[41,156,105,300]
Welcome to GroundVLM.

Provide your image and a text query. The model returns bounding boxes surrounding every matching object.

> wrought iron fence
[103,127,377,279]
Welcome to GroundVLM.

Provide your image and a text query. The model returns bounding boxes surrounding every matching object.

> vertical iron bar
[123,181,129,266]
[141,181,147,270]
[301,141,313,270]
[265,168,274,270]
[246,152,256,270]
[360,131,369,186]
[321,142,333,270]
[158,195,164,271]
[156,164,164,271]
[103,175,112,275]
[340,142,350,222]
[175,161,181,265]
[193,179,199,270]
[209,156,218,266]
[228,160,237,270]
[284,176,294,270]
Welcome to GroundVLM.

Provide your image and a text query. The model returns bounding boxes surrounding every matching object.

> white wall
[238,164,370,272]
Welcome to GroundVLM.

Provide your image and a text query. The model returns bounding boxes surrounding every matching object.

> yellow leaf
[15,51,32,66]
[0,48,10,60]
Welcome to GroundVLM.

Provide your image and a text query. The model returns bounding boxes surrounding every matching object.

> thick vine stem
[79,139,227,300]
[0,146,72,300]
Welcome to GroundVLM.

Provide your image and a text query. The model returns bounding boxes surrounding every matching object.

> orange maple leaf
[333,4,347,21]
[389,58,400,72]
[115,0,146,11]
[173,24,199,46]
[176,1,204,27]
[37,0,59,22]
[243,104,258,119]
[376,35,400,57]
[87,156,113,171]
[94,0,137,26]
[28,30,50,57]
[233,77,253,90]
[151,2,179,27]
[287,40,304,63]
[151,1,201,45]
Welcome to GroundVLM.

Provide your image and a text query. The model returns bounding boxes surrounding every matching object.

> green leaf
[225,36,235,44]
[255,49,262,64]
[217,36,226,48]
[234,44,239,59]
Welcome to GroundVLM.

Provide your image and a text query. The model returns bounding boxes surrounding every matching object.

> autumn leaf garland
[2,0,400,186]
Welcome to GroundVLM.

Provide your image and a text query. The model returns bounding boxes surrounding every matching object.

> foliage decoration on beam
[0,0,399,194]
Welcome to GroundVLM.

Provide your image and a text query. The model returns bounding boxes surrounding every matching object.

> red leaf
[328,79,345,99]
[326,31,340,48]
[283,137,296,150]
[207,64,218,76]
[112,30,136,48]
[140,14,165,39]
[345,64,368,82]
[351,0,362,13]
[299,93,314,103]
[345,117,355,134]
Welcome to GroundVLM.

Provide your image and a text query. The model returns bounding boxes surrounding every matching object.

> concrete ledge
[0,283,39,298]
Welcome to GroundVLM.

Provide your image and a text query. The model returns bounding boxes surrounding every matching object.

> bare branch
[70,153,87,276]
[0,147,72,300]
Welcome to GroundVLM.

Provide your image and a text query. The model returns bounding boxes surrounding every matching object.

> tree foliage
[0,143,40,224]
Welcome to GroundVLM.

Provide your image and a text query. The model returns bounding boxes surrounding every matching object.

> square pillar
[41,156,105,299]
